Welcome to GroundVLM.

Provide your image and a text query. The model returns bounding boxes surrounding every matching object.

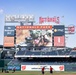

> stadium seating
[15,47,76,57]
[70,50,76,56]
[25,51,41,55]
[16,50,25,55]
[16,47,58,56]
[57,48,72,55]
[41,51,57,55]
[8,58,76,65]
[8,59,20,65]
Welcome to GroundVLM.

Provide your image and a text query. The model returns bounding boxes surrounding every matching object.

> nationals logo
[39,16,60,24]
[21,65,26,70]
[59,65,64,71]
[68,25,75,33]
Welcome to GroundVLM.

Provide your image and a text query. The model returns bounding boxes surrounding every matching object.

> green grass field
[0,71,76,75]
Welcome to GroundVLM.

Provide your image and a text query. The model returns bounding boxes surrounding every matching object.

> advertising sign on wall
[21,65,64,71]
[7,65,21,71]
[53,25,65,36]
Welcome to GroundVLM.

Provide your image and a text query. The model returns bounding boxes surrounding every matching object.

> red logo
[59,66,64,71]
[39,16,60,24]
[68,26,75,33]
[21,65,26,70]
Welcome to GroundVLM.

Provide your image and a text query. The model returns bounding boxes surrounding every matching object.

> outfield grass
[0,71,76,75]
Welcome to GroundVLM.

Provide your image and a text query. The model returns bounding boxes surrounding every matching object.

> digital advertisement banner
[4,36,14,47]
[54,36,65,47]
[16,25,52,46]
[53,25,65,36]
[21,65,64,71]
[4,26,15,36]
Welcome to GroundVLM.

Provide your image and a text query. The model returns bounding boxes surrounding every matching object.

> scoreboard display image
[3,26,15,47]
[53,25,65,47]
[4,36,14,47]
[3,25,65,48]
[53,25,65,36]
[54,36,65,47]
[16,25,53,47]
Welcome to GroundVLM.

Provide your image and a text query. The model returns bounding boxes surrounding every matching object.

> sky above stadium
[0,0,76,48]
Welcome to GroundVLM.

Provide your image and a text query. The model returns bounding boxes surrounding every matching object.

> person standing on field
[2,68,4,73]
[50,66,53,74]
[12,67,16,73]
[41,66,45,75]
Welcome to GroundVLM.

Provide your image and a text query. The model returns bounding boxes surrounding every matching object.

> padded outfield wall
[6,64,76,71]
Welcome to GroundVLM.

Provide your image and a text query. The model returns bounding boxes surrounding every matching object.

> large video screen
[16,25,52,46]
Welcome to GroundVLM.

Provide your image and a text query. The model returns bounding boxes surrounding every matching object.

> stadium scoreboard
[3,25,65,47]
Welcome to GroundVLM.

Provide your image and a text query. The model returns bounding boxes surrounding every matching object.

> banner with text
[21,65,64,71]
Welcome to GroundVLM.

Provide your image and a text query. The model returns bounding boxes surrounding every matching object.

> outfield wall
[65,64,76,71]
[7,65,21,71]
[6,64,76,71]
